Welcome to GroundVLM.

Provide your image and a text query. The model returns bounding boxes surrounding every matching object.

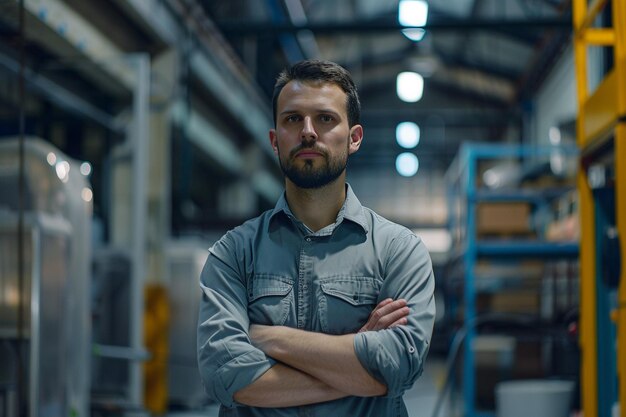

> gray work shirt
[198,185,436,417]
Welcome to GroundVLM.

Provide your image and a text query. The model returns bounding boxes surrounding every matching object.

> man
[198,60,435,416]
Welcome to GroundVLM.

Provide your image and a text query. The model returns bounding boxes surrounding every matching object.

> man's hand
[358,298,410,333]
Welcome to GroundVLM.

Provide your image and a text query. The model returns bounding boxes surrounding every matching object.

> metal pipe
[29,229,41,417]
[16,1,25,416]
[129,53,150,409]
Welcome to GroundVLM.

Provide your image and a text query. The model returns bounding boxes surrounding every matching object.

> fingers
[359,299,394,332]
[372,304,410,330]
[369,298,394,315]
[359,299,410,332]
[388,316,408,328]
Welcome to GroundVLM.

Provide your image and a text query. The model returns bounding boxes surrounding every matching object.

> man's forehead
[283,79,344,92]
[277,80,347,108]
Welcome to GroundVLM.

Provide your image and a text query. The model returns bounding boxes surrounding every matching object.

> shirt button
[408,346,416,354]
[306,237,311,242]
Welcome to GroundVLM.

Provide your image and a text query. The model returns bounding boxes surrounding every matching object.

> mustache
[289,144,328,159]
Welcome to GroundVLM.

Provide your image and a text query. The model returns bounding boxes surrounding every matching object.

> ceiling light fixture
[397,72,424,102]
[396,152,419,177]
[399,0,428,41]
[396,122,420,149]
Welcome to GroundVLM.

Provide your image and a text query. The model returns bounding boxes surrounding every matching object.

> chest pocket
[247,274,294,326]
[319,276,380,335]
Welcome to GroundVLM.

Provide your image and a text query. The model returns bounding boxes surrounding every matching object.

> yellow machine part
[143,283,170,414]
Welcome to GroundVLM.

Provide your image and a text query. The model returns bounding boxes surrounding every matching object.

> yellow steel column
[573,1,597,416]
[577,167,598,417]
[612,0,626,414]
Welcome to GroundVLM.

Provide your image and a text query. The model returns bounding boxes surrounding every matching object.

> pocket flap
[249,274,293,301]
[320,277,378,306]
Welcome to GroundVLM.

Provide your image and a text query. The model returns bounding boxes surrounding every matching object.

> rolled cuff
[354,330,423,398]
[206,349,277,408]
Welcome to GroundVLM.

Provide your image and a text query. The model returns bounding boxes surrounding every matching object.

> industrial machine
[0,137,92,417]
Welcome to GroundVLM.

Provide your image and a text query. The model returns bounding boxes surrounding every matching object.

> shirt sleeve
[353,231,436,398]
[197,233,276,407]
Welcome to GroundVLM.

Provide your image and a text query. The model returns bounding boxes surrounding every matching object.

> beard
[278,141,349,189]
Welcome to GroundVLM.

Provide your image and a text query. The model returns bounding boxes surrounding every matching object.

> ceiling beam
[340,42,522,82]
[358,69,515,105]
[359,75,511,107]
[360,108,519,128]
[394,4,543,45]
[515,29,571,101]
[263,0,305,63]
[535,0,569,10]
[217,17,571,36]
[452,0,482,61]
[435,48,523,82]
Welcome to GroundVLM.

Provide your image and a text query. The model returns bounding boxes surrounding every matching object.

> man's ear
[269,129,279,155]
[348,125,363,155]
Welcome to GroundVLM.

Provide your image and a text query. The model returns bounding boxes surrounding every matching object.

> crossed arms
[198,231,435,409]
[233,299,410,407]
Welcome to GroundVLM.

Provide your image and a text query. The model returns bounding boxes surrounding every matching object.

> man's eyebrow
[280,109,341,115]
[317,109,341,116]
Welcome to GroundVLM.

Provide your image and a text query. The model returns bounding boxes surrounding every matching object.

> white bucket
[495,380,574,417]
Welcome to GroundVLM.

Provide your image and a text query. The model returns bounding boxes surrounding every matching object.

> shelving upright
[446,143,579,417]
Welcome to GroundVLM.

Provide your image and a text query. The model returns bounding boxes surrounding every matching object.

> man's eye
[320,115,333,122]
[286,115,301,122]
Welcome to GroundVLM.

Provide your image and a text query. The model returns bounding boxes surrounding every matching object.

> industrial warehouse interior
[0,0,624,416]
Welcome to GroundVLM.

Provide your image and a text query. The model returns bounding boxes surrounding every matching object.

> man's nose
[300,116,317,142]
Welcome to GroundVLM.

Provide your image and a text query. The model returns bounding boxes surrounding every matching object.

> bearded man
[197,59,435,417]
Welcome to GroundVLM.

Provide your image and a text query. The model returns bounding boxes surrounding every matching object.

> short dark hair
[272,60,361,127]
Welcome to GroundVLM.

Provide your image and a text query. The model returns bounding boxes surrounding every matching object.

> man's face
[269,80,363,189]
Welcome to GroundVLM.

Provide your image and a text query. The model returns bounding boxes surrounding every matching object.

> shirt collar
[269,183,369,234]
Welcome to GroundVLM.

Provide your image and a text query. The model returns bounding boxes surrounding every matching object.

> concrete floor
[167,357,451,417]
[404,357,450,417]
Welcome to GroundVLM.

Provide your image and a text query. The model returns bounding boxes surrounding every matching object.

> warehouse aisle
[166,358,449,417]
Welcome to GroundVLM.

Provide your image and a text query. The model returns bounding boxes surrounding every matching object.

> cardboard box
[477,202,531,235]
[491,291,541,314]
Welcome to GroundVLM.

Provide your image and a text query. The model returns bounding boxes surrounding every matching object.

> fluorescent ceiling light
[399,0,428,41]
[396,122,420,149]
[402,28,426,42]
[396,152,419,177]
[397,71,424,102]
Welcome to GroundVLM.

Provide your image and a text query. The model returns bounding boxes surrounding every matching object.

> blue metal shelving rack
[446,143,579,417]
